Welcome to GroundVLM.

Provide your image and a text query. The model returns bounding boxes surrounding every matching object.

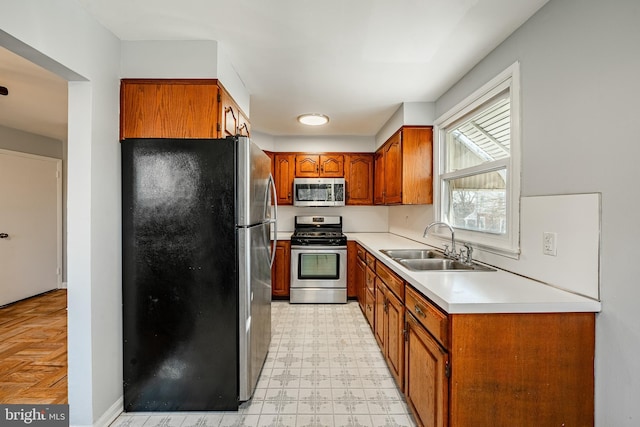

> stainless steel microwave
[293,178,346,207]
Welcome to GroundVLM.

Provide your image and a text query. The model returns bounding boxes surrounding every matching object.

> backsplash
[388,194,601,300]
[276,206,389,233]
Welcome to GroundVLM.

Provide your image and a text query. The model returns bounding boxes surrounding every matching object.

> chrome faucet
[423,222,456,259]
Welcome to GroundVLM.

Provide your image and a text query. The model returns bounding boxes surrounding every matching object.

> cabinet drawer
[356,244,366,261]
[376,262,404,301]
[365,266,376,294]
[365,252,376,270]
[405,286,449,349]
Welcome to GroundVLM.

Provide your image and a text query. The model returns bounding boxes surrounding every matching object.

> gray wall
[435,0,640,424]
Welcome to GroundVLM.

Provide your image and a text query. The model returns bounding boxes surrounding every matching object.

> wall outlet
[543,232,557,256]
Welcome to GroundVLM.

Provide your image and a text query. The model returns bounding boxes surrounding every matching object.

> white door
[0,149,61,306]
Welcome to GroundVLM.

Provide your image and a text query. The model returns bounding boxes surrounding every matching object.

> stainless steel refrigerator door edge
[236,136,272,226]
[237,223,272,401]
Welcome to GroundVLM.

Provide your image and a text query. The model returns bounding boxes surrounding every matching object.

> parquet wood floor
[0,289,67,404]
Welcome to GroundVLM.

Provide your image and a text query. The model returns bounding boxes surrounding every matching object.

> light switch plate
[543,232,557,256]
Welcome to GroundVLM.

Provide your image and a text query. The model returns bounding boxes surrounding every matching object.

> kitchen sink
[379,248,495,272]
[398,258,495,272]
[379,249,444,260]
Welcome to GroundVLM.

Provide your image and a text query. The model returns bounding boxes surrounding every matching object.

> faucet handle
[443,244,450,257]
[461,243,473,264]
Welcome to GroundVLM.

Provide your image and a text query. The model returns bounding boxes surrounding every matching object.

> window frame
[433,62,521,258]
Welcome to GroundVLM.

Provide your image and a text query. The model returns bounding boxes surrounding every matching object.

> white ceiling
[0,0,549,141]
[0,47,68,141]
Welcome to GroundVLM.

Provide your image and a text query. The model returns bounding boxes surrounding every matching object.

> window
[434,63,520,257]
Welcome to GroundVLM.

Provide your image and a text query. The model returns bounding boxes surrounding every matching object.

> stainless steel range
[290,215,347,304]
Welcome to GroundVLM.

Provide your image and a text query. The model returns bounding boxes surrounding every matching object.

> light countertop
[346,232,602,314]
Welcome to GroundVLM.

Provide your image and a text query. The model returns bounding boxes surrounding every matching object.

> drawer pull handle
[414,305,426,318]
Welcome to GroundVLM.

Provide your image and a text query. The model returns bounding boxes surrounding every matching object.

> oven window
[296,184,333,202]
[298,253,340,279]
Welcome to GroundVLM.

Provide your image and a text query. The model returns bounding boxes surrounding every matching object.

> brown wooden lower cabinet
[355,246,595,427]
[364,288,375,328]
[405,312,449,427]
[405,296,595,426]
[271,240,290,298]
[347,241,358,299]
[374,279,386,347]
[383,284,404,389]
[447,312,595,427]
[355,255,366,314]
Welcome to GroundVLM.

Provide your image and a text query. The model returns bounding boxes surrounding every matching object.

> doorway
[0,149,62,306]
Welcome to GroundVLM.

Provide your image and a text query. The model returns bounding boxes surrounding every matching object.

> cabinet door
[120,80,219,139]
[364,289,375,329]
[365,265,376,295]
[373,150,385,205]
[355,256,366,314]
[271,240,291,298]
[386,291,405,389]
[274,153,296,205]
[220,89,239,137]
[405,313,449,427]
[238,111,251,138]
[384,131,403,204]
[374,279,386,349]
[345,154,373,205]
[347,241,358,299]
[319,154,344,177]
[295,154,320,177]
[401,126,433,205]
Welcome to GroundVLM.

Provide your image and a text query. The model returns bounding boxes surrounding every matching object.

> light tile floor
[110,301,416,427]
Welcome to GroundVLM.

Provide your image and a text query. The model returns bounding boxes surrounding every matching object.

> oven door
[290,246,347,289]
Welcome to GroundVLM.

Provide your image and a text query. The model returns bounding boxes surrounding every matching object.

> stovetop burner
[291,215,346,247]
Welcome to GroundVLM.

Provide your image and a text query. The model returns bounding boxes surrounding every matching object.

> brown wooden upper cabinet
[219,87,238,138]
[238,110,251,138]
[274,153,296,205]
[120,79,250,140]
[374,126,433,205]
[345,154,374,205]
[272,152,372,205]
[295,154,344,177]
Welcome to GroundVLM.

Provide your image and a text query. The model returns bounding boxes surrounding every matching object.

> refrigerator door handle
[266,173,278,268]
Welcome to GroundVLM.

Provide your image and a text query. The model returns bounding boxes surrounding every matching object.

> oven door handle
[290,246,348,252]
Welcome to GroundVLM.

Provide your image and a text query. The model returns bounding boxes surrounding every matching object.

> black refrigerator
[121,136,277,411]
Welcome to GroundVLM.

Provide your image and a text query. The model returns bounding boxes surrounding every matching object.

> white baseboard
[60,282,68,289]
[91,397,123,427]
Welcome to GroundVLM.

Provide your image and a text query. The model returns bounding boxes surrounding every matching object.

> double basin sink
[380,249,495,272]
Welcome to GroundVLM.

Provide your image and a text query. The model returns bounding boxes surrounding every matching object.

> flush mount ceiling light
[297,113,329,126]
